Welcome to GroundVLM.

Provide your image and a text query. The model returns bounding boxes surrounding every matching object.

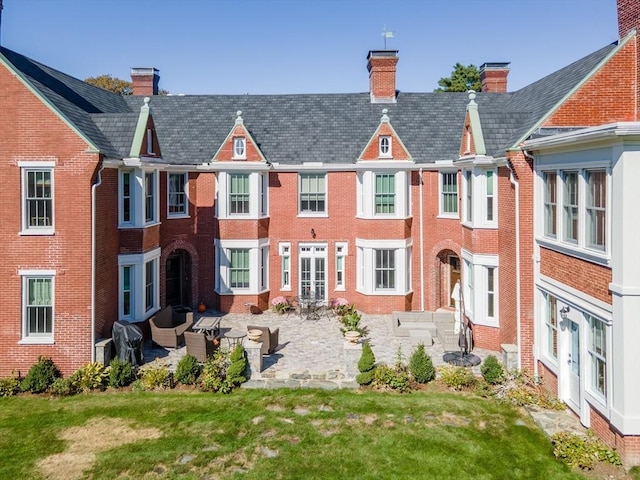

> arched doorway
[436,249,460,308]
[165,249,192,307]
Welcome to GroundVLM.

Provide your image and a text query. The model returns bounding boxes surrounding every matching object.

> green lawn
[0,388,586,479]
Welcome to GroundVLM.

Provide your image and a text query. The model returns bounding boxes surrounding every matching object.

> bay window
[215,239,270,294]
[587,315,607,398]
[461,250,499,326]
[355,239,411,295]
[118,248,160,321]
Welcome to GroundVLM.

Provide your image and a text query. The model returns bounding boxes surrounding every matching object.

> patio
[143,308,497,387]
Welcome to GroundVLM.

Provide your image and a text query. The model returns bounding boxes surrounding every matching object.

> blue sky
[1,0,619,95]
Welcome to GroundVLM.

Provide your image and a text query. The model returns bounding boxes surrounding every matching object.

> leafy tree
[435,63,482,92]
[85,74,169,95]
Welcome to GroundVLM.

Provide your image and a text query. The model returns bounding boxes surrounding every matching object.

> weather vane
[381,25,394,49]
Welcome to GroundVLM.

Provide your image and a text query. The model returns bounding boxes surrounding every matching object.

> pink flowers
[271,296,288,306]
[330,297,349,309]
[271,296,290,314]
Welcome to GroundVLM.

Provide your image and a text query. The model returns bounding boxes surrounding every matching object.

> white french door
[568,320,581,412]
[299,244,327,301]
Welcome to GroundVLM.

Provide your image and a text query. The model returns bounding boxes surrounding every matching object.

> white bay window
[217,171,268,219]
[118,248,160,321]
[119,168,159,227]
[462,168,497,229]
[356,170,410,219]
[356,238,411,295]
[462,250,499,327]
[215,239,269,294]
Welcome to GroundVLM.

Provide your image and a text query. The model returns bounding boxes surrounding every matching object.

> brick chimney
[130,67,160,96]
[367,50,399,103]
[618,0,640,39]
[479,63,510,93]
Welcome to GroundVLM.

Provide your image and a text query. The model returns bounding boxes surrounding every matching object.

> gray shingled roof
[1,40,621,164]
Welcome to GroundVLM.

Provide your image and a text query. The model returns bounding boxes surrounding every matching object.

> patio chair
[246,325,280,355]
[184,331,218,362]
[149,305,194,348]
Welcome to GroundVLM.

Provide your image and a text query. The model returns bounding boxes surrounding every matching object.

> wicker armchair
[149,306,193,348]
[184,331,218,362]
[246,325,280,355]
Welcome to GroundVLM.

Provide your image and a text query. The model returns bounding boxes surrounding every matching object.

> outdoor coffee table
[193,316,221,337]
[223,329,246,349]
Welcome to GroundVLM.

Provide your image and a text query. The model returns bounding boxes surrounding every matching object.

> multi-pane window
[122,266,132,317]
[122,171,132,223]
[486,267,495,318]
[280,243,290,289]
[375,249,395,289]
[465,170,473,222]
[229,174,250,214]
[230,249,250,288]
[563,171,578,243]
[299,174,326,213]
[25,169,53,228]
[24,276,53,338]
[144,171,155,223]
[145,260,155,311]
[545,295,558,359]
[441,172,458,215]
[379,136,391,157]
[486,171,494,222]
[586,170,606,250]
[260,174,268,216]
[168,173,188,216]
[543,171,557,237]
[233,137,246,159]
[375,174,395,214]
[336,243,346,290]
[464,259,474,315]
[588,316,607,397]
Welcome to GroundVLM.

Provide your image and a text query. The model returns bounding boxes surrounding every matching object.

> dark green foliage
[226,344,247,386]
[552,430,622,469]
[480,355,505,385]
[20,356,61,393]
[409,343,435,384]
[50,377,76,396]
[0,375,20,397]
[355,370,376,386]
[175,354,201,385]
[434,63,482,92]
[108,357,136,388]
[357,341,376,373]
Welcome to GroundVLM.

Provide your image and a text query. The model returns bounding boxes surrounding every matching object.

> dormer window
[146,129,154,155]
[379,136,391,157]
[233,137,246,159]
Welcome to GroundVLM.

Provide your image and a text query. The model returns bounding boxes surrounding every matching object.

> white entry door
[299,244,327,301]
[568,320,581,412]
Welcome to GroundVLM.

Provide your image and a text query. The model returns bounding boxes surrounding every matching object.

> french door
[299,244,327,301]
[568,321,581,412]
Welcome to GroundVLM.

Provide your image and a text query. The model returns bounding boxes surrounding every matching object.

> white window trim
[586,314,608,405]
[355,238,411,295]
[298,172,328,217]
[119,168,160,228]
[215,239,270,294]
[20,163,55,236]
[18,269,56,345]
[356,170,410,219]
[279,242,291,291]
[167,172,190,218]
[379,136,392,158]
[335,242,348,291]
[535,164,610,265]
[438,171,459,219]
[461,168,497,229]
[118,248,160,321]
[217,171,267,219]
[233,137,247,160]
[461,249,499,327]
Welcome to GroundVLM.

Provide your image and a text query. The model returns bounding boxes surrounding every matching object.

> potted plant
[271,296,290,314]
[339,304,368,338]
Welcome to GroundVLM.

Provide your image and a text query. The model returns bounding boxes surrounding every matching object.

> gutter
[90,163,105,362]
[419,168,425,311]
[507,161,522,371]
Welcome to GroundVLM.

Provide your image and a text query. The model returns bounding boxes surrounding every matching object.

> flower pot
[198,302,207,313]
[247,329,262,343]
[344,330,360,343]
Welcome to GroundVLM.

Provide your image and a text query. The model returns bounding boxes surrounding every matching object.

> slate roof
[0,39,622,164]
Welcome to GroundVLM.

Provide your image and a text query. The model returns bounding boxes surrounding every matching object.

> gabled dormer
[212,111,266,163]
[459,91,485,158]
[130,97,161,159]
[358,109,412,162]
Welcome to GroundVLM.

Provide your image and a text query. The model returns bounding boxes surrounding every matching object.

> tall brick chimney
[618,0,640,39]
[130,67,160,96]
[479,63,510,93]
[367,50,398,103]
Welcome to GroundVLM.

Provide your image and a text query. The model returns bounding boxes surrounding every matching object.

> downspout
[419,168,425,311]
[90,163,105,363]
[507,162,522,371]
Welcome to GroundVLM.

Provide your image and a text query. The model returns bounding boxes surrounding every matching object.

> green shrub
[480,355,505,385]
[372,363,412,392]
[108,357,136,388]
[339,305,368,337]
[438,364,477,390]
[0,374,20,397]
[409,343,435,384]
[69,362,108,393]
[50,377,76,396]
[552,430,622,470]
[355,370,376,386]
[201,349,231,393]
[138,359,172,390]
[175,354,201,385]
[357,341,376,373]
[20,356,61,393]
[493,370,565,409]
[226,345,247,387]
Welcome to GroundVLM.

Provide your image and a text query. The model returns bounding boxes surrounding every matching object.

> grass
[0,388,588,479]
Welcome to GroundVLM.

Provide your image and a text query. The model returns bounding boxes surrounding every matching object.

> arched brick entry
[160,240,199,309]
[427,240,461,311]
